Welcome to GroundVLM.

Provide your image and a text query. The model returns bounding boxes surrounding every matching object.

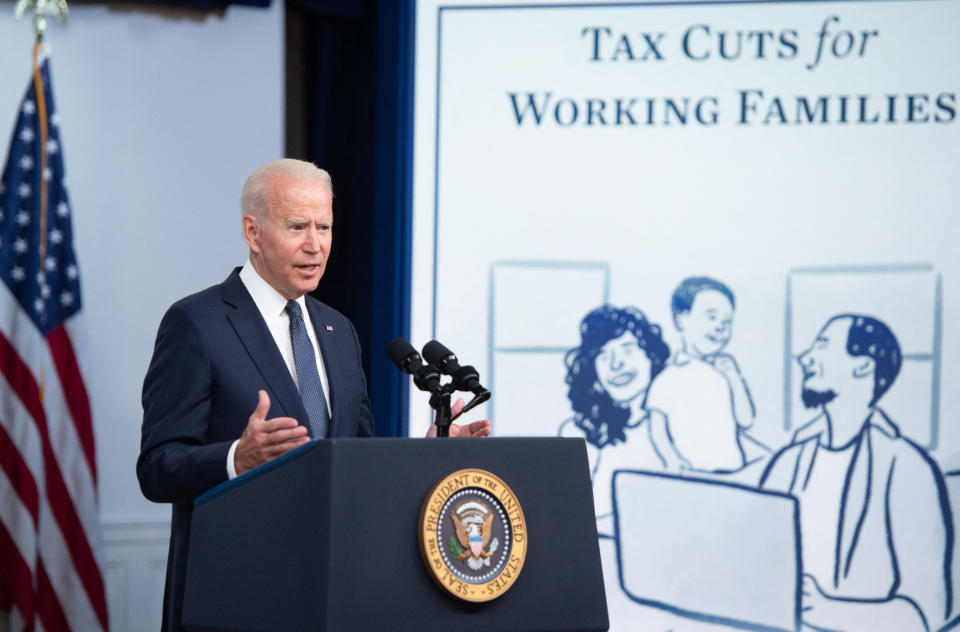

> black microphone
[421,340,489,399]
[386,338,441,393]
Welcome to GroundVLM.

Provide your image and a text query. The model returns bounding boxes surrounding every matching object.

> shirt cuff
[226,439,240,479]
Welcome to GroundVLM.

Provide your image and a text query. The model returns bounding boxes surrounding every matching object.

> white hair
[240,159,333,219]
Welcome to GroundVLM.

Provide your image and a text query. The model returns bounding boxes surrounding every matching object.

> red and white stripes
[0,280,107,631]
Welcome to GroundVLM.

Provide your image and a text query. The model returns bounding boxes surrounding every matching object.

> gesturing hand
[234,390,310,475]
[801,573,842,631]
[426,397,492,438]
[710,353,740,375]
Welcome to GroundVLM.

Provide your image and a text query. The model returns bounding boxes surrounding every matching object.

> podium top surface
[195,436,585,508]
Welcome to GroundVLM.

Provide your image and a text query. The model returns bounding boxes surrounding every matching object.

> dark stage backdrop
[287,0,415,438]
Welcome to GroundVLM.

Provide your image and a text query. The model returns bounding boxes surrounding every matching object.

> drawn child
[645,277,757,472]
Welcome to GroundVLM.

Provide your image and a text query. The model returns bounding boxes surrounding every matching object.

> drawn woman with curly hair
[559,305,689,529]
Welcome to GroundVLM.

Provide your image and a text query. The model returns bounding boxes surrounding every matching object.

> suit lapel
[220,270,309,423]
[305,299,344,437]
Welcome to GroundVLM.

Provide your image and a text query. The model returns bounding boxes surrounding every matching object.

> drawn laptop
[612,470,800,632]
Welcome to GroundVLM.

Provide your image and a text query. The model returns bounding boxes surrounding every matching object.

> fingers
[251,389,271,422]
[251,420,308,454]
[426,401,492,438]
[447,419,491,438]
[800,574,822,602]
[262,422,308,445]
[467,420,491,437]
[248,390,301,433]
[258,416,303,433]
[235,431,309,475]
[236,390,311,474]
[451,397,466,420]
[263,434,311,458]
[800,577,814,614]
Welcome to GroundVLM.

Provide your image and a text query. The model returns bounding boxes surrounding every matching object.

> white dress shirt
[226,260,332,478]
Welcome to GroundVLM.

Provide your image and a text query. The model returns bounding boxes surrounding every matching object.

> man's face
[676,289,733,357]
[594,331,651,404]
[243,177,333,300]
[798,317,857,407]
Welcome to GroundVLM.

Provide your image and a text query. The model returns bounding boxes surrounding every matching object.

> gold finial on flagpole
[14,0,68,42]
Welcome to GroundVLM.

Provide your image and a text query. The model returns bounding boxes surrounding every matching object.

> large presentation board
[412,1,959,630]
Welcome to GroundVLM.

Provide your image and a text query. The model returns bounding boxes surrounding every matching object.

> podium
[181,437,609,631]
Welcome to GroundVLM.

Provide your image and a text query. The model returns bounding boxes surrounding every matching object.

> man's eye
[290,224,304,231]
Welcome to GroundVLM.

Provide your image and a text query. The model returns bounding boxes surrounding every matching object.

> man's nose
[609,353,623,370]
[302,229,322,252]
[798,349,813,367]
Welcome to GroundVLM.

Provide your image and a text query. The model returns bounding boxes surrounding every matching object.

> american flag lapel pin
[326,325,334,332]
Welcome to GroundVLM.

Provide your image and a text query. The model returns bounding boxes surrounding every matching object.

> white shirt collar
[239,259,308,318]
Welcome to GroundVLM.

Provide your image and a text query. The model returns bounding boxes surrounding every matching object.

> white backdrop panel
[414,0,960,630]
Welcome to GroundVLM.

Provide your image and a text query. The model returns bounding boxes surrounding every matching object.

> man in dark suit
[138,159,489,632]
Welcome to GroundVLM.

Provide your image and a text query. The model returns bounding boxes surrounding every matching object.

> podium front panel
[184,437,608,632]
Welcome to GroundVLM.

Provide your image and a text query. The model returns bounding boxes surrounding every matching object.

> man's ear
[242,214,260,253]
[852,357,875,379]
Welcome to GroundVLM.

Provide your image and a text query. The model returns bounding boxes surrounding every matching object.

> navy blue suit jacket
[137,269,374,632]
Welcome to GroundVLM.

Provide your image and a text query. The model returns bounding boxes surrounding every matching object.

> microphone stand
[429,389,453,438]
[426,383,491,438]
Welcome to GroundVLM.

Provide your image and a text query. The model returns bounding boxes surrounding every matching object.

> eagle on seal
[451,501,498,570]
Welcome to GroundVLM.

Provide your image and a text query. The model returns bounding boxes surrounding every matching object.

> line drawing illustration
[488,260,955,630]
[646,277,769,474]
[558,305,674,535]
[609,313,953,632]
[487,261,609,438]
[613,470,802,632]
[784,265,941,448]
[761,313,953,632]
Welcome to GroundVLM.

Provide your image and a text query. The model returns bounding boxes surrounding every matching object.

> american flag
[0,49,108,631]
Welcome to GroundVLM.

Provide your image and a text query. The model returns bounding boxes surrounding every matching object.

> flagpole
[32,46,50,301]
[12,0,70,352]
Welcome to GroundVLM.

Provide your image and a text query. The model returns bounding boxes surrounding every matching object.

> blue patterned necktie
[285,300,330,439]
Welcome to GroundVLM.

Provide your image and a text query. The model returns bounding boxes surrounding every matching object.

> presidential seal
[418,469,527,602]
